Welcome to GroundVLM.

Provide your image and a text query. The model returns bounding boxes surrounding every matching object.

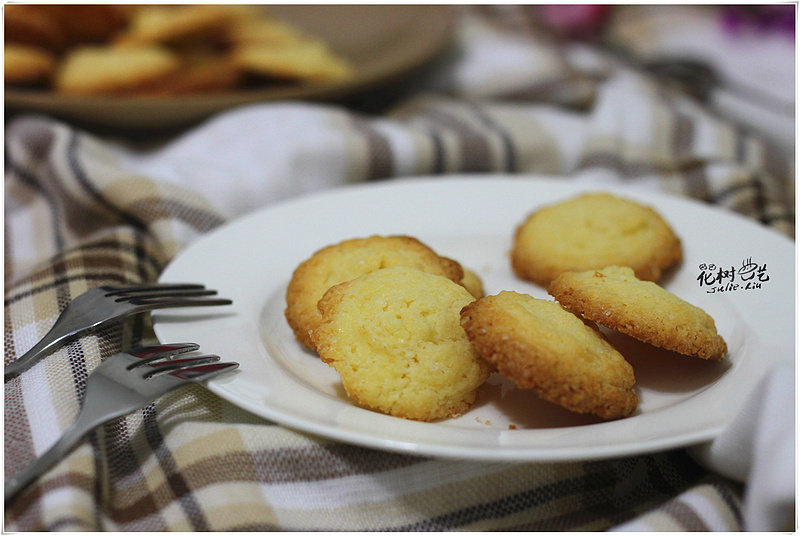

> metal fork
[5,283,232,382]
[4,343,238,502]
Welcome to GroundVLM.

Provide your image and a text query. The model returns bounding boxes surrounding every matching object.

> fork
[4,343,238,502]
[5,283,232,382]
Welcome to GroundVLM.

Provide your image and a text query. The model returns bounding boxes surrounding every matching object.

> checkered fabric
[4,5,793,531]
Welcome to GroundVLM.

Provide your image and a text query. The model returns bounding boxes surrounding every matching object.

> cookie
[39,5,128,45]
[231,39,354,83]
[460,267,485,299]
[146,52,243,94]
[113,5,235,47]
[4,5,68,51]
[511,192,682,286]
[54,45,180,95]
[312,266,490,421]
[285,235,463,350]
[460,291,638,419]
[225,17,307,46]
[4,45,56,85]
[548,266,727,360]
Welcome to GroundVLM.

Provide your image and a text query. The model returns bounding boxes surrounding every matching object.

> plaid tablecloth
[5,6,794,531]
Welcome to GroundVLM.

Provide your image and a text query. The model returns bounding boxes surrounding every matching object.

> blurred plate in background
[5,5,454,130]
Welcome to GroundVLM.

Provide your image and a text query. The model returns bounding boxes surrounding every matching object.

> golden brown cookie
[231,39,354,83]
[4,45,56,85]
[112,5,236,47]
[460,267,485,299]
[40,5,128,45]
[313,266,490,421]
[548,266,727,360]
[53,45,180,95]
[4,5,68,51]
[146,52,243,94]
[224,17,307,46]
[511,192,682,286]
[285,235,463,350]
[460,291,638,419]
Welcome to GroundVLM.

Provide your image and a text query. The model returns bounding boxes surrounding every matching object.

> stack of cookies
[285,236,490,422]
[284,193,727,424]
[5,5,353,95]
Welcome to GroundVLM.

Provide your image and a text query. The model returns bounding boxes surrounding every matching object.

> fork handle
[4,379,142,503]
[4,315,91,382]
[5,336,62,382]
[4,418,89,502]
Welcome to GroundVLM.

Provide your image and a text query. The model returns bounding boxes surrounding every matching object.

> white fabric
[692,363,796,531]
[119,103,359,219]
[607,5,795,153]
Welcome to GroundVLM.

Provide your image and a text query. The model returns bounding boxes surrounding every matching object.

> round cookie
[460,291,638,419]
[285,235,464,350]
[312,266,490,421]
[511,192,682,286]
[54,45,180,95]
[548,266,727,360]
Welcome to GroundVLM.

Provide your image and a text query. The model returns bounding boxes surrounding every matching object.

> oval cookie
[511,192,682,286]
[460,291,638,419]
[313,266,490,421]
[548,266,727,360]
[54,45,180,95]
[285,235,463,350]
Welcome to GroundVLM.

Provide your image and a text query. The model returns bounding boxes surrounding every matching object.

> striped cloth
[4,6,794,531]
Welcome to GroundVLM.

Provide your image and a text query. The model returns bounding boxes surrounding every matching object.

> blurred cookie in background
[54,45,181,95]
[5,4,354,93]
[5,44,57,86]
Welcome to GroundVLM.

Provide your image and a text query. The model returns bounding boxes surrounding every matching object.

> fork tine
[142,355,221,377]
[103,283,206,297]
[168,361,239,381]
[127,343,200,362]
[114,289,219,302]
[126,297,233,308]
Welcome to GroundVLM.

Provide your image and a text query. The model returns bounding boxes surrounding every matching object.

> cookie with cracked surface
[548,266,727,361]
[312,266,490,421]
[285,235,464,350]
[511,192,682,286]
[460,291,638,419]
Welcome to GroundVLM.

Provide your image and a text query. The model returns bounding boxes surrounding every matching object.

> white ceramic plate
[154,177,795,461]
